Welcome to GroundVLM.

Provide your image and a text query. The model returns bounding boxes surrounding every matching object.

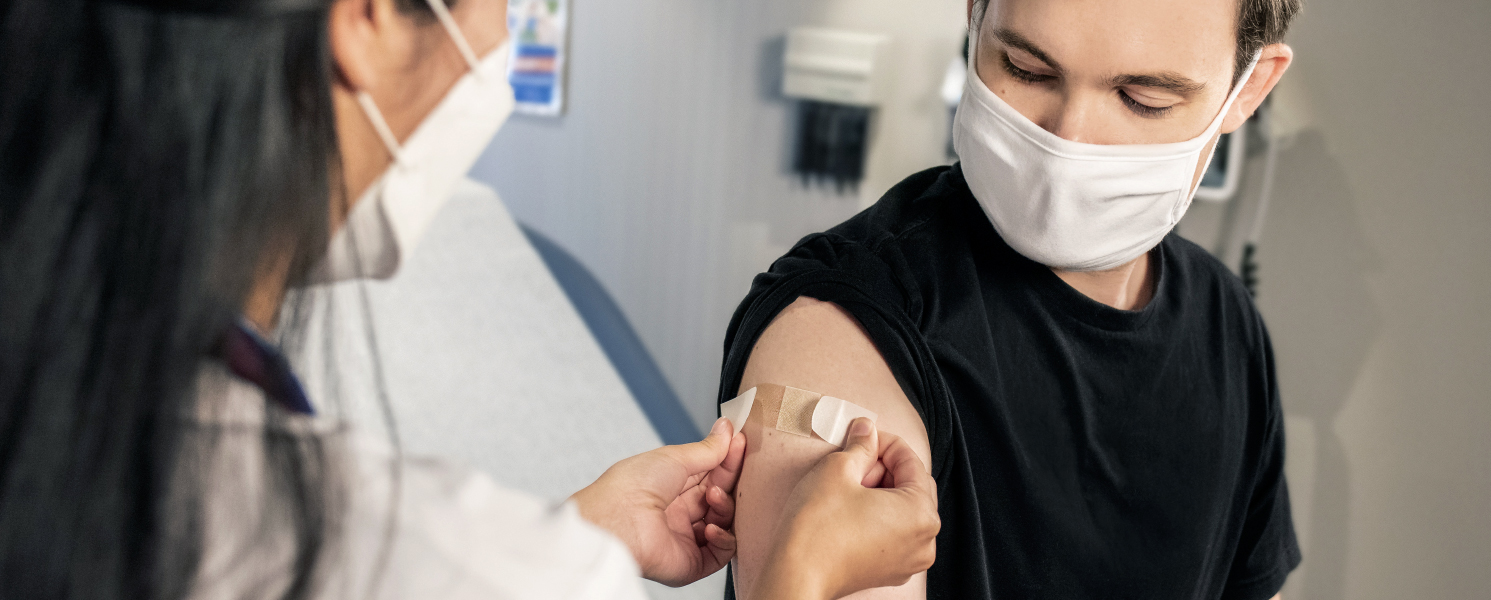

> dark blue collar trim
[216,319,315,416]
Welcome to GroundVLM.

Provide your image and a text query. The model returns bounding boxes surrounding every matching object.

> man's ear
[329,0,401,93]
[1221,43,1294,134]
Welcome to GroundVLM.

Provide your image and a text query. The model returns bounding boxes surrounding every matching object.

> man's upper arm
[730,297,932,600]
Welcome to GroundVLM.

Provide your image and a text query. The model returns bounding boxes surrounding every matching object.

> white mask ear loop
[1185,53,1262,200]
[357,91,407,166]
[356,0,488,166]
[421,0,485,78]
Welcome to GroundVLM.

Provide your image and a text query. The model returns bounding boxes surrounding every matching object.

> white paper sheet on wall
[507,0,569,117]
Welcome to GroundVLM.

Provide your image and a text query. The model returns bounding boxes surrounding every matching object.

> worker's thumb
[839,417,882,481]
[667,417,733,475]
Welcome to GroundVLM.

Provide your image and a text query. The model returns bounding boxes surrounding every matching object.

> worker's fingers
[677,480,710,524]
[702,523,736,571]
[664,418,734,485]
[880,435,936,505]
[704,428,747,494]
[702,485,735,531]
[876,435,939,573]
[861,430,908,487]
[861,458,888,488]
[836,417,881,479]
[692,519,709,546]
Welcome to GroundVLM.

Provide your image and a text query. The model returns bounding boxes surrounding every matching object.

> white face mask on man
[953,34,1259,272]
[317,0,515,282]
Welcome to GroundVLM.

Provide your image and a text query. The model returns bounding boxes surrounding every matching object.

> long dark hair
[0,0,341,597]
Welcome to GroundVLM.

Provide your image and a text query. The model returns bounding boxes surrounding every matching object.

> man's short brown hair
[971,0,1301,86]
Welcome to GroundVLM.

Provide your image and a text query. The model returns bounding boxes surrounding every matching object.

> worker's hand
[571,417,747,587]
[751,418,940,600]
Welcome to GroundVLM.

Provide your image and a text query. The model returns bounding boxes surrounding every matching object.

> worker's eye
[1001,52,1054,84]
[1118,89,1175,118]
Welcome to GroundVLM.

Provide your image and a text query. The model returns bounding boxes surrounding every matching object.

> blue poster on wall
[508,0,569,117]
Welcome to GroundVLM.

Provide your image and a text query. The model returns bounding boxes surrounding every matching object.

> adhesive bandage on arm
[720,384,878,448]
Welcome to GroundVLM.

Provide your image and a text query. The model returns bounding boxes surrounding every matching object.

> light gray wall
[1264,0,1490,597]
[471,0,1491,598]
[1181,1,1491,598]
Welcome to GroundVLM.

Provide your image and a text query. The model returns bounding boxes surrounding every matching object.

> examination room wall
[469,1,1491,599]
[1237,0,1490,597]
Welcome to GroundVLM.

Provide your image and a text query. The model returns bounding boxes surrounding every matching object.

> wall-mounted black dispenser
[782,28,889,193]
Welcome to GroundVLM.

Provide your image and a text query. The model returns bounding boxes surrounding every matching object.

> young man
[719,0,1302,598]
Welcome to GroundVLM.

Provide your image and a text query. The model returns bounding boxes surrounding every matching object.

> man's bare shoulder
[730,296,932,600]
[739,297,931,467]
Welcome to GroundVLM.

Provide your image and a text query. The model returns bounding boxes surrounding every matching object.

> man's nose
[1037,98,1096,144]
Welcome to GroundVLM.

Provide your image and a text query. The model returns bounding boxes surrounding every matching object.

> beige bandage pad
[720,384,877,448]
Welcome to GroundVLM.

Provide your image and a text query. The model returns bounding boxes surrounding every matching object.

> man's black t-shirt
[718,165,1300,600]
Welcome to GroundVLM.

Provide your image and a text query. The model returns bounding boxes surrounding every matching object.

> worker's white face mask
[317,2,515,282]
[953,35,1259,272]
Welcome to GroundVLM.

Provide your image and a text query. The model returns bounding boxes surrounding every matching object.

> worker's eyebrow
[1107,72,1208,96]
[992,27,1062,73]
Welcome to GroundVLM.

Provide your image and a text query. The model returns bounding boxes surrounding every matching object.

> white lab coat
[310,178,665,501]
[189,175,681,598]
[201,172,716,598]
[188,364,649,600]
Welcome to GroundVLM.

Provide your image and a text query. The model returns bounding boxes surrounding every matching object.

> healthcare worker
[311,0,672,507]
[0,1,940,599]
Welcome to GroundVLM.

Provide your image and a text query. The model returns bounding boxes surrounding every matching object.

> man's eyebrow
[1108,73,1207,96]
[992,26,1207,96]
[992,27,1062,73]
